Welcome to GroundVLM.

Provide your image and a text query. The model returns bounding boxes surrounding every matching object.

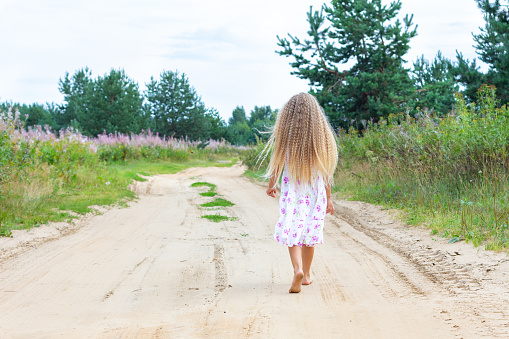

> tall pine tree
[453,0,509,104]
[145,70,211,140]
[474,0,509,104]
[410,52,458,114]
[59,68,145,136]
[277,0,417,128]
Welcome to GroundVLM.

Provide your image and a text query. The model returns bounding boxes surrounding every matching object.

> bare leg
[302,246,314,285]
[288,246,304,293]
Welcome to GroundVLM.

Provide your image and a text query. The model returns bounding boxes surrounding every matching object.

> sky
[0,0,486,122]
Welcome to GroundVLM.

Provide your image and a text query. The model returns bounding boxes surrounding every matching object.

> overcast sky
[0,0,486,122]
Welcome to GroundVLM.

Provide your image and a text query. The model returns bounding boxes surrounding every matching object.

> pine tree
[277,0,417,128]
[226,106,250,145]
[58,68,93,131]
[410,52,459,114]
[473,0,509,104]
[145,70,211,140]
[87,69,145,136]
[59,68,145,136]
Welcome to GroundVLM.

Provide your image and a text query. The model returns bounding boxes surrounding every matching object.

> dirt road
[1,165,509,338]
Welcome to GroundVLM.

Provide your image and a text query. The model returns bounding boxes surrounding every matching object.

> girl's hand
[266,187,276,198]
[326,198,334,215]
[325,183,334,215]
[267,175,277,198]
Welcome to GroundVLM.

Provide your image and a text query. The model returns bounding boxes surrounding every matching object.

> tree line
[2,68,276,145]
[3,0,506,140]
[277,0,509,129]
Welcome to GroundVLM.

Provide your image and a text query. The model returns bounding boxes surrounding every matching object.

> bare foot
[289,271,304,293]
[302,275,313,285]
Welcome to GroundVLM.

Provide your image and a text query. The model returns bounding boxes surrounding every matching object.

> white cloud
[0,0,488,121]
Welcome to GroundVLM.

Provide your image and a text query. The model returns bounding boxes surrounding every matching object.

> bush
[336,85,509,251]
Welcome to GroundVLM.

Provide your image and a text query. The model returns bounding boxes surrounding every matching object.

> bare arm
[325,183,334,215]
[266,175,277,198]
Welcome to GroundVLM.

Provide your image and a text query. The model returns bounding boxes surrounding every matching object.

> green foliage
[191,181,217,190]
[228,121,251,145]
[0,107,242,235]
[239,137,270,171]
[277,0,417,128]
[248,106,277,143]
[96,144,190,163]
[201,214,235,222]
[226,106,276,145]
[452,53,487,103]
[0,102,61,131]
[207,108,228,141]
[199,198,234,208]
[410,52,459,114]
[473,0,509,104]
[336,85,509,251]
[228,106,247,125]
[59,68,146,136]
[145,70,219,141]
[452,1,509,105]
[200,191,218,197]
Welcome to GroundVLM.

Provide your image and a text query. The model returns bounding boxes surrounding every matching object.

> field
[0,107,243,236]
[333,85,509,251]
[2,93,509,337]
[3,84,509,253]
[241,85,509,252]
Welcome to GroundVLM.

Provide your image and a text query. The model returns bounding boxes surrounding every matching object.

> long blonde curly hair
[259,92,338,187]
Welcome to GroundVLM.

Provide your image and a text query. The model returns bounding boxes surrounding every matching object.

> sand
[0,164,508,338]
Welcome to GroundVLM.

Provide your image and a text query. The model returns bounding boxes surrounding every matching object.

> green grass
[199,191,218,197]
[0,156,239,235]
[191,180,218,197]
[110,157,238,178]
[190,181,217,190]
[243,169,267,182]
[201,214,236,222]
[200,198,235,208]
[332,86,509,252]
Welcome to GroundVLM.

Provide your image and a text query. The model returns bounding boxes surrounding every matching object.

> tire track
[335,202,509,338]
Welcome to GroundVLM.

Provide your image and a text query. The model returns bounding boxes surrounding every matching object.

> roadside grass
[200,198,235,208]
[241,86,509,252]
[333,86,509,252]
[0,156,239,235]
[333,161,509,251]
[243,169,267,183]
[110,156,238,177]
[201,214,236,222]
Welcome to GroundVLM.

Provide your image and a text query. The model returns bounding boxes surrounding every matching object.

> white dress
[273,167,327,247]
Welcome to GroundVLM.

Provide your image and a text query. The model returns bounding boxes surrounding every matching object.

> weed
[333,85,509,252]
[200,198,235,208]
[0,106,245,235]
[200,191,218,197]
[201,214,235,222]
[190,182,217,190]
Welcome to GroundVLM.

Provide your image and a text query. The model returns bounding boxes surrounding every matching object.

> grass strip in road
[190,181,217,190]
[199,191,218,197]
[1,156,238,235]
[200,198,234,208]
[191,181,218,197]
[201,214,236,222]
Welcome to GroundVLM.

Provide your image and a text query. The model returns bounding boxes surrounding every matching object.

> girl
[260,92,338,293]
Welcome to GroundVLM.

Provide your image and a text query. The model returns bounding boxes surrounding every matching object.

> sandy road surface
[1,165,509,338]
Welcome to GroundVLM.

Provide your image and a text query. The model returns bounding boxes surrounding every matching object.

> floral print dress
[274,167,327,247]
